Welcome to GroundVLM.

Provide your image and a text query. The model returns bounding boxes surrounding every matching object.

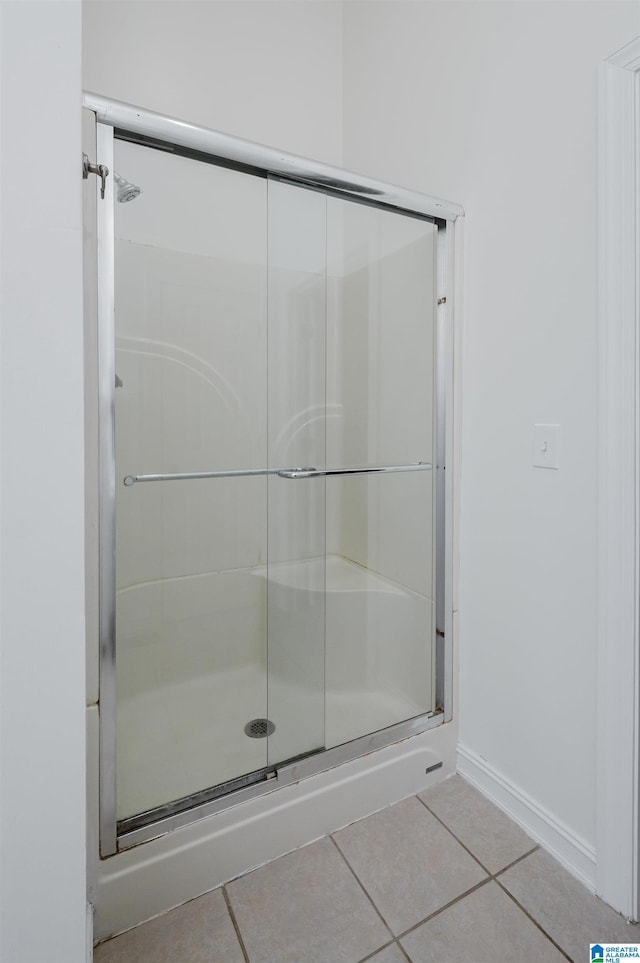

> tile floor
[94,775,640,963]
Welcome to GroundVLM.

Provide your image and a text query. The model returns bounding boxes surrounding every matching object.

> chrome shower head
[114,171,142,203]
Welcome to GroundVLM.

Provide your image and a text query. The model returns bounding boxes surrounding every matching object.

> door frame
[597,36,640,921]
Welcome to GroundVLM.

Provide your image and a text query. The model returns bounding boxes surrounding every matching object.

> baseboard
[457,744,596,891]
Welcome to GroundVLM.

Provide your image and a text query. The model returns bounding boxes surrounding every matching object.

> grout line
[222,886,251,963]
[395,877,494,942]
[415,794,572,961]
[329,834,395,939]
[356,939,395,962]
[415,792,494,876]
[494,845,540,877]
[397,940,413,962]
[357,937,411,963]
[417,792,540,882]
[222,797,565,963]
[334,794,542,954]
[334,801,530,959]
[494,879,573,963]
[358,940,413,963]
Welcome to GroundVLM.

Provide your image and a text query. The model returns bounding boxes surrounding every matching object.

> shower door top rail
[83,91,464,223]
[123,462,433,486]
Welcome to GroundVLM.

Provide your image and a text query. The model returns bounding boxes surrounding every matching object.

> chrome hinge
[82,153,109,199]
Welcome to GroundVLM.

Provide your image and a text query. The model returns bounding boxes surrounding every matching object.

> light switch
[533,424,560,469]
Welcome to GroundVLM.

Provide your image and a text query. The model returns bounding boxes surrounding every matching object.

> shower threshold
[117,747,316,838]
[115,709,443,851]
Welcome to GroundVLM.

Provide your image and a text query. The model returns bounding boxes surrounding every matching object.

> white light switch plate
[533,424,560,469]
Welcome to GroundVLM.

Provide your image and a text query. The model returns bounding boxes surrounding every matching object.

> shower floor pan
[115,555,434,830]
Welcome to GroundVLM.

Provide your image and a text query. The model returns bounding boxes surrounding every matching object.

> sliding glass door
[266,179,437,766]
[106,134,438,839]
[323,194,436,748]
[113,139,271,821]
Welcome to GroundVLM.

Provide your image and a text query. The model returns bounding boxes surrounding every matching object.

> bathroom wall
[343,0,640,862]
[0,2,87,961]
[82,0,343,167]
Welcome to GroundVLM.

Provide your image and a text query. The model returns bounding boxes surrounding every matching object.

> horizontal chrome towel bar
[123,462,432,486]
[277,463,432,479]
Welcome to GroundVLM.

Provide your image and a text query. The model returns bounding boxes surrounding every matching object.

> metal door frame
[87,93,462,856]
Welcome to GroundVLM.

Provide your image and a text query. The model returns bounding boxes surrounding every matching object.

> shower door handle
[123,468,283,485]
[123,462,433,485]
[277,462,432,479]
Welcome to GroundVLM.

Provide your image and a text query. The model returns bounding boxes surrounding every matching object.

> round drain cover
[244,718,275,739]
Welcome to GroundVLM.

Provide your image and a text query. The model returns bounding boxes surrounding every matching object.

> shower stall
[87,95,460,868]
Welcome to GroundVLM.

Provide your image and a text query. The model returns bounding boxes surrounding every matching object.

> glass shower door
[265,180,438,762]
[110,138,437,833]
[113,139,271,822]
[265,178,327,768]
[323,197,437,747]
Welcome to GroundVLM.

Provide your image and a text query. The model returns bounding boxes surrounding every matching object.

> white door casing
[597,36,640,922]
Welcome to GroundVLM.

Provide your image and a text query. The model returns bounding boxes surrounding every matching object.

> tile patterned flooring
[94,775,640,962]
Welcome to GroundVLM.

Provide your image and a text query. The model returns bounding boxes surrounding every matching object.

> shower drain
[244,718,275,739]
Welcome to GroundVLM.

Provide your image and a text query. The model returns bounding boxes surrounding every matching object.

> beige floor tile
[419,774,535,873]
[500,849,640,961]
[401,881,566,963]
[366,944,409,963]
[226,836,390,963]
[93,887,244,963]
[333,795,488,935]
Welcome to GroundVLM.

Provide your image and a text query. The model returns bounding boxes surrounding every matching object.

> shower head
[114,171,142,203]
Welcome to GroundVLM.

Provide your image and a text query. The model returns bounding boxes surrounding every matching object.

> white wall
[83,0,343,167]
[0,2,87,961]
[343,0,640,854]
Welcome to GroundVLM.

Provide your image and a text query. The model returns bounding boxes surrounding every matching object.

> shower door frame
[87,92,462,857]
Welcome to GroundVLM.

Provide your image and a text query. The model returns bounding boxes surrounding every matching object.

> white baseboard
[457,744,596,891]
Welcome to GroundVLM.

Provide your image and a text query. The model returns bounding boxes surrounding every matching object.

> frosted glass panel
[114,141,268,819]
